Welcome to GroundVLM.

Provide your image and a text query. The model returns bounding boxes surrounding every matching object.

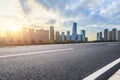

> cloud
[100,1,120,17]
[19,0,31,15]
[10,0,120,39]
[0,0,23,29]
[46,19,57,25]
[99,1,120,25]
[0,0,120,40]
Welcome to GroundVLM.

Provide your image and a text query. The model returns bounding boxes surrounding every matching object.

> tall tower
[104,29,108,41]
[61,32,65,41]
[77,34,82,41]
[112,28,117,41]
[109,31,112,41]
[81,30,86,41]
[72,22,77,41]
[21,27,27,43]
[55,31,60,42]
[49,26,54,41]
[67,31,70,41]
[97,33,100,41]
[35,30,40,43]
[27,28,34,44]
[99,32,103,41]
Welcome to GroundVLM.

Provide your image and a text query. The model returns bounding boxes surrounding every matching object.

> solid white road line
[0,48,73,58]
[83,57,120,80]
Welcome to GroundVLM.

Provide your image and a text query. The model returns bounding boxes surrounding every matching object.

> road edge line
[83,57,120,80]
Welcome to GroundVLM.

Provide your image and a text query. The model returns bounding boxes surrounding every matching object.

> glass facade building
[104,29,108,41]
[67,31,70,41]
[72,22,77,41]
[77,34,82,41]
[112,28,117,41]
[81,30,86,41]
[97,33,100,41]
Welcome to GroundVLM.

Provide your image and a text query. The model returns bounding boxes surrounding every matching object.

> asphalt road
[0,42,120,80]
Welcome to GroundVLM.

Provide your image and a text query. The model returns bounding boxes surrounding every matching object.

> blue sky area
[0,0,120,40]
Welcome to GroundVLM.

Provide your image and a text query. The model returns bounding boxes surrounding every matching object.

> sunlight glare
[9,26,21,32]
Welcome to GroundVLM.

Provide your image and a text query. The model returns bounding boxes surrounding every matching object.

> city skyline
[0,0,120,41]
[1,22,120,42]
[4,22,88,44]
[97,28,120,41]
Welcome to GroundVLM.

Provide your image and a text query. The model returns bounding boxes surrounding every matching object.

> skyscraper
[36,29,49,42]
[99,32,103,41]
[61,32,65,41]
[67,31,70,41]
[112,28,117,41]
[77,34,81,41]
[85,37,88,42]
[35,30,41,43]
[41,29,49,41]
[109,31,112,41]
[21,27,27,43]
[55,31,60,42]
[81,30,86,41]
[118,30,120,41]
[27,28,35,44]
[72,22,77,41]
[97,33,100,41]
[104,29,108,41]
[49,26,54,41]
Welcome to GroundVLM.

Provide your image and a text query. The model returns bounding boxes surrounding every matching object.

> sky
[0,0,120,40]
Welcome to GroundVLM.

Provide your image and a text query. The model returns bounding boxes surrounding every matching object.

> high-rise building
[85,37,88,42]
[40,29,49,41]
[81,30,86,41]
[35,29,49,43]
[112,28,117,41]
[67,31,70,41]
[77,34,81,41]
[118,30,120,41]
[97,33,100,41]
[61,32,65,41]
[49,26,54,41]
[55,31,60,42]
[27,28,35,44]
[104,29,108,41]
[64,35,67,41]
[99,32,103,41]
[109,31,112,41]
[43,30,49,41]
[21,27,27,43]
[72,22,77,41]
[35,30,40,43]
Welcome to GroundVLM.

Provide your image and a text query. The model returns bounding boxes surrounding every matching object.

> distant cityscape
[3,22,88,45]
[96,28,120,42]
[0,22,120,45]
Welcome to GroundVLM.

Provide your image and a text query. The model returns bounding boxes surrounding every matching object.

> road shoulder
[109,69,120,80]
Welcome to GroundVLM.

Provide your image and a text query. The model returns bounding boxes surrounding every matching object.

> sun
[10,26,21,32]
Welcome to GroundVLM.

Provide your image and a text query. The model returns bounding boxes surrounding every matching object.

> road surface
[0,42,120,80]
